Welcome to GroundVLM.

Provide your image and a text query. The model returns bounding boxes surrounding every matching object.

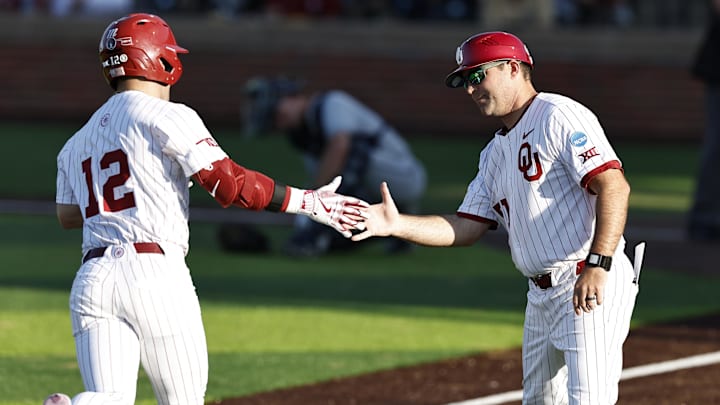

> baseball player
[353,31,642,404]
[242,77,427,256]
[44,13,366,405]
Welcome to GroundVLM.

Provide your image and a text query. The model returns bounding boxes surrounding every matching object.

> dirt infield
[215,314,720,405]
[215,218,720,405]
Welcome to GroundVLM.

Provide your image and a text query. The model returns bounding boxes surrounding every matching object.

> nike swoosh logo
[318,197,333,214]
[210,180,220,198]
[522,129,534,139]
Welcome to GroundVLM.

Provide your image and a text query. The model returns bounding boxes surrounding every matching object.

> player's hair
[515,62,533,80]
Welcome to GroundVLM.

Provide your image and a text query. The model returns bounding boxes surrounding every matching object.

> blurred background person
[242,76,427,256]
[687,0,720,242]
[13,0,132,16]
[554,0,634,26]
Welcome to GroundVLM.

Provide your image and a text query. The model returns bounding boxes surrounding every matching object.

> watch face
[587,253,612,270]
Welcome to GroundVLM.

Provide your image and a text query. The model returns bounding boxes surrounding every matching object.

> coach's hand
[573,266,608,315]
[295,176,369,238]
[352,182,398,242]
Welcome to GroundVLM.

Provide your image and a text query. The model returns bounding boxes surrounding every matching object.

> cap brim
[445,73,464,88]
[444,64,480,88]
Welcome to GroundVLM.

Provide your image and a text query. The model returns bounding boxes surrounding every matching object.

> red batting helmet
[99,13,188,89]
[445,31,533,88]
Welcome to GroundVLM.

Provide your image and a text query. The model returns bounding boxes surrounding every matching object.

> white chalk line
[446,350,720,405]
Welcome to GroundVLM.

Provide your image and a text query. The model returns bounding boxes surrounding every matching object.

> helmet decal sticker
[109,67,125,78]
[102,54,128,68]
[456,46,463,66]
[101,28,118,51]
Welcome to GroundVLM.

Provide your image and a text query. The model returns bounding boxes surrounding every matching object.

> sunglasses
[463,60,510,88]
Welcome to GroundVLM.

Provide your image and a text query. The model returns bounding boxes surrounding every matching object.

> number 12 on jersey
[81,149,136,218]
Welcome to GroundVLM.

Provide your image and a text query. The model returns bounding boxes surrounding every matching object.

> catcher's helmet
[242,76,304,137]
[99,13,188,89]
[445,31,533,88]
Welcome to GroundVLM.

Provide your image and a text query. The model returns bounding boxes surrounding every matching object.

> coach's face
[464,60,521,119]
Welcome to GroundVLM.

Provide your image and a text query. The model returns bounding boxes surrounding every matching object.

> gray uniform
[301,90,426,205]
[289,90,426,254]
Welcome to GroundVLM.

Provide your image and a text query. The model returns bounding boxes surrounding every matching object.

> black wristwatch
[586,252,613,271]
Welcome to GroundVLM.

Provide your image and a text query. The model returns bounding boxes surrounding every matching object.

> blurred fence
[0,12,704,140]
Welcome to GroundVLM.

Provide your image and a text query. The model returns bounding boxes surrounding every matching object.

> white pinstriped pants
[68,243,208,405]
[522,255,638,405]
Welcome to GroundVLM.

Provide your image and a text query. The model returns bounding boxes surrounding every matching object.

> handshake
[285,176,370,239]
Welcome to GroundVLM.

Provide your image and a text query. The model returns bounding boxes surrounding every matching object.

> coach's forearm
[392,214,486,247]
[590,173,630,256]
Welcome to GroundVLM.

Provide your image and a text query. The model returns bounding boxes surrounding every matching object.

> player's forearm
[56,204,84,229]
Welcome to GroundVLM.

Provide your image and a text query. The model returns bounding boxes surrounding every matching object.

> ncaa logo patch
[570,132,588,147]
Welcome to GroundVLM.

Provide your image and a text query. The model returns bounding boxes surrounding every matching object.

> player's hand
[573,266,608,315]
[298,176,369,238]
[352,182,398,242]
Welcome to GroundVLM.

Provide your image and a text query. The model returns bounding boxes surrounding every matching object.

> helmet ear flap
[159,57,173,73]
[158,54,184,84]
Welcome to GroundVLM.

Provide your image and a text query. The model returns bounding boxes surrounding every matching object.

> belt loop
[576,260,586,275]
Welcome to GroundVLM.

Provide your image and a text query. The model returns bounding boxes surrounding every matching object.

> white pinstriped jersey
[56,90,227,254]
[458,92,625,277]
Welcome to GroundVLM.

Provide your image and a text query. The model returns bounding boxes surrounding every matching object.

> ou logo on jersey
[518,142,543,182]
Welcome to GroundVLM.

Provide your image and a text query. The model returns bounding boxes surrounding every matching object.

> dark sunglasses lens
[468,70,484,85]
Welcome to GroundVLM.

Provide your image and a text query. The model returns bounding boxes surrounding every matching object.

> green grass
[0,122,714,404]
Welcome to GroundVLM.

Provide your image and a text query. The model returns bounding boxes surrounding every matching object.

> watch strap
[586,252,613,271]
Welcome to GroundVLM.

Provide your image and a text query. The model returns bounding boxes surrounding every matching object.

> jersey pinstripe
[458,92,625,277]
[457,91,638,404]
[56,90,227,254]
[55,90,227,404]
[522,257,637,404]
[69,244,207,405]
